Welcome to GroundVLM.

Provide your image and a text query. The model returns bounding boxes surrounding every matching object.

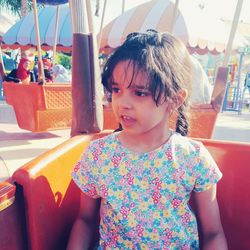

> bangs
[107,59,150,90]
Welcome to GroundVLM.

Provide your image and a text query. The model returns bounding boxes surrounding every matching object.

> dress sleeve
[71,144,100,198]
[193,143,222,192]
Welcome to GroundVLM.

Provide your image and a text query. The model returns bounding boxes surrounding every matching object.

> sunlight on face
[111,60,170,135]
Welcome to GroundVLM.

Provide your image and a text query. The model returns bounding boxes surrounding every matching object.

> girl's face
[111,60,171,136]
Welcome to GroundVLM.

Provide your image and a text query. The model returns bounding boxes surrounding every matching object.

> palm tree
[0,0,35,18]
[21,0,28,16]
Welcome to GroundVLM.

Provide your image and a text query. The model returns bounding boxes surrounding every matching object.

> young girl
[67,30,227,249]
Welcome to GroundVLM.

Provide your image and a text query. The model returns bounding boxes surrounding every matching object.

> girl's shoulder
[87,132,118,150]
[171,132,204,154]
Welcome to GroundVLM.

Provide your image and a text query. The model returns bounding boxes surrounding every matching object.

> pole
[53,6,60,66]
[98,0,107,49]
[223,0,244,67]
[70,0,103,136]
[170,0,179,33]
[86,0,94,33]
[0,46,6,79]
[234,52,244,111]
[32,0,45,84]
[122,0,125,14]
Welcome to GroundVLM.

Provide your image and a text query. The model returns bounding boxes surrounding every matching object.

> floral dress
[72,132,222,250]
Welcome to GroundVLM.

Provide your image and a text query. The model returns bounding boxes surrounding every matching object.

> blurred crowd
[4,51,71,84]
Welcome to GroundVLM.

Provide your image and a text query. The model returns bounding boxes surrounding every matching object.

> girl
[68,30,227,249]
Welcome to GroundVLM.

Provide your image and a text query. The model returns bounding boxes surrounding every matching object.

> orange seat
[199,139,250,250]
[0,132,247,250]
[3,82,72,132]
[0,181,26,250]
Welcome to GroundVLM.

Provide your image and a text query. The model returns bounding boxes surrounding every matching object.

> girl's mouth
[120,115,136,127]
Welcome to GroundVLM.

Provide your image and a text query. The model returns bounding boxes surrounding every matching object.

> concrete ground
[0,101,71,181]
[213,110,250,143]
[0,101,250,181]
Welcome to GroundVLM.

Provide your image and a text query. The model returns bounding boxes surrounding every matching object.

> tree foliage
[0,0,98,18]
[0,0,33,18]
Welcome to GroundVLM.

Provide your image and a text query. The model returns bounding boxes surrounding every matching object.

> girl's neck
[118,127,172,153]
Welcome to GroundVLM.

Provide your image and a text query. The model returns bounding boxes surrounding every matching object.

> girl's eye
[134,90,149,97]
[111,87,120,94]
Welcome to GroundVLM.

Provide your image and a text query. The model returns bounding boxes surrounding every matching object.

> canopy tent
[2,4,72,52]
[0,12,15,38]
[99,0,247,55]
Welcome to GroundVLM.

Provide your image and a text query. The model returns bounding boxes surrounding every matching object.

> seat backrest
[210,66,229,112]
[2,82,46,131]
[12,131,110,250]
[200,139,250,250]
[43,84,72,109]
[12,133,250,250]
[3,82,46,110]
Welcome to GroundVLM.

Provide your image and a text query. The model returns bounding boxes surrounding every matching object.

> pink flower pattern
[72,132,222,249]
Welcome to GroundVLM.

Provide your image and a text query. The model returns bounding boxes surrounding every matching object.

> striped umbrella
[99,0,246,54]
[2,5,72,52]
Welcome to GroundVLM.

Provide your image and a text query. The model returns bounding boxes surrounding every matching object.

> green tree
[0,0,33,18]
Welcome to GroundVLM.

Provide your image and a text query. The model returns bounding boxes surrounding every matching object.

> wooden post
[122,0,125,14]
[170,0,179,33]
[98,0,107,49]
[32,0,46,84]
[53,6,60,66]
[223,0,244,67]
[70,0,103,136]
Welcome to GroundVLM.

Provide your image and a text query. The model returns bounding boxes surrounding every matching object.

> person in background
[5,57,34,84]
[241,71,250,110]
[52,64,71,82]
[42,58,53,83]
[67,30,227,249]
[189,55,212,104]
[42,58,53,71]
[44,68,54,83]
[33,57,54,84]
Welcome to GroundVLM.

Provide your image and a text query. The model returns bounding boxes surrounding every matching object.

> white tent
[0,12,15,38]
[99,0,247,55]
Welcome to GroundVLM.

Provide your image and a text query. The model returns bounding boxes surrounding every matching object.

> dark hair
[44,69,53,81]
[102,30,191,136]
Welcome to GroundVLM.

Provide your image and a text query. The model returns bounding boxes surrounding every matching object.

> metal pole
[170,0,179,33]
[86,0,94,33]
[235,52,244,111]
[70,0,103,136]
[32,0,45,84]
[53,6,60,65]
[122,0,125,14]
[98,0,107,49]
[0,46,6,78]
[223,0,244,67]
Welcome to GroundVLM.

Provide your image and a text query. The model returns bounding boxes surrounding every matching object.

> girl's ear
[175,89,188,109]
[165,89,188,113]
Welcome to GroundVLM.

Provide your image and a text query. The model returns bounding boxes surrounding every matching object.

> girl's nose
[116,91,133,109]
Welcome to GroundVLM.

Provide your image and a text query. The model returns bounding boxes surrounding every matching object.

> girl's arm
[67,193,101,250]
[193,185,228,250]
